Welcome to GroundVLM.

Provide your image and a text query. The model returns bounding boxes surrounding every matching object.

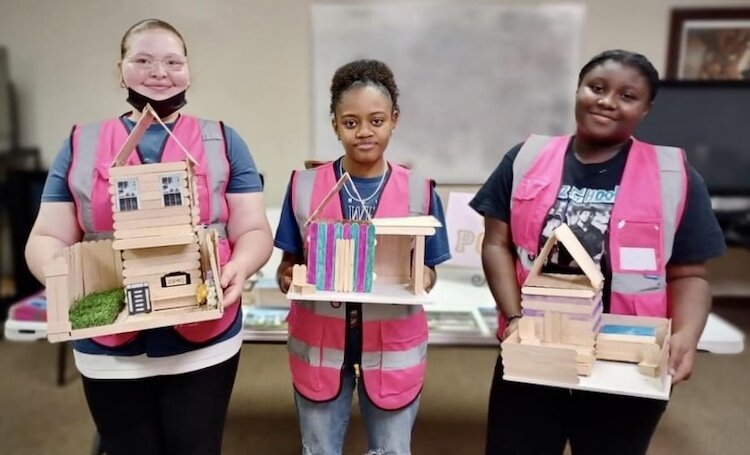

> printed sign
[445,192,484,268]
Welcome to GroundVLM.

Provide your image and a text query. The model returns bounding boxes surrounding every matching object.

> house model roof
[303,172,442,232]
[110,104,198,168]
[522,223,604,298]
[370,216,441,236]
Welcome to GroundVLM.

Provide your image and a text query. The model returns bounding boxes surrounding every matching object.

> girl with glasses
[25,18,273,455]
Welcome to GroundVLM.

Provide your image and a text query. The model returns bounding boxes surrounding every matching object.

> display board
[311,3,584,183]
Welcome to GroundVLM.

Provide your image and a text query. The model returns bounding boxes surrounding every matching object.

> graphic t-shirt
[470,137,726,312]
[539,141,629,274]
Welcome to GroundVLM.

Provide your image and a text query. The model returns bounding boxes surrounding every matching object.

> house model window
[161,174,183,207]
[116,178,139,212]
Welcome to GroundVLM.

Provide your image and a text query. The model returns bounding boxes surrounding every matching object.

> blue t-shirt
[42,116,262,203]
[45,115,262,357]
[275,157,451,368]
[274,157,451,267]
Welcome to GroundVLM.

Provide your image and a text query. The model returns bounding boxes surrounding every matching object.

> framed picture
[666,8,750,80]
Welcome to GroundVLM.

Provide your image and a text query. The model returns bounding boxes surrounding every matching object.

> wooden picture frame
[666,8,750,80]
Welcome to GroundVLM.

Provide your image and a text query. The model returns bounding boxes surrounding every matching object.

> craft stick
[335,223,343,291]
[307,222,318,285]
[111,106,154,167]
[316,222,327,290]
[357,222,367,292]
[347,239,355,292]
[365,223,376,292]
[304,173,353,226]
[342,223,351,292]
[325,222,335,290]
[351,223,360,292]
[334,238,341,292]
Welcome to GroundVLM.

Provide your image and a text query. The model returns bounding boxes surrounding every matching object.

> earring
[337,135,341,142]
[120,80,126,88]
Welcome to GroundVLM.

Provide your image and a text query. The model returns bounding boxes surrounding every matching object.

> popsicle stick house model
[43,105,224,342]
[502,224,671,386]
[286,172,442,305]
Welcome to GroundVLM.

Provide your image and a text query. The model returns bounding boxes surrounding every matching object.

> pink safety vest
[68,115,238,346]
[288,161,432,410]
[507,134,687,334]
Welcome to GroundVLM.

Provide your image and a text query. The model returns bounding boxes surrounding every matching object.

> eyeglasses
[126,54,188,72]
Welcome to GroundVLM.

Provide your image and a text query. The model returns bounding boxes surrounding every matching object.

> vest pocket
[610,291,667,317]
[511,177,550,246]
[634,291,668,317]
[609,219,663,274]
[377,310,428,397]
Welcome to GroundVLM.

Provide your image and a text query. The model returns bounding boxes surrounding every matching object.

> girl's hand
[502,317,521,341]
[220,260,248,305]
[423,266,437,292]
[668,331,698,384]
[277,264,294,294]
[276,252,304,294]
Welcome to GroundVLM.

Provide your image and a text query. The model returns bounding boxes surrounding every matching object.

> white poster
[445,192,484,268]
[312,2,584,183]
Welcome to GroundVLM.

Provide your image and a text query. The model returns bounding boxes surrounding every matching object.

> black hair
[329,59,399,116]
[578,49,659,101]
[120,18,187,58]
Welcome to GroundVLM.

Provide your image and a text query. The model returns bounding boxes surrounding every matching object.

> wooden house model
[286,172,441,305]
[501,224,671,398]
[43,105,224,342]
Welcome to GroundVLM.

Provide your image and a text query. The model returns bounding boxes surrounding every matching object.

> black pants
[82,352,240,455]
[485,352,667,455]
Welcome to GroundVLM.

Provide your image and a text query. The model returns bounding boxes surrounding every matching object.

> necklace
[338,158,388,204]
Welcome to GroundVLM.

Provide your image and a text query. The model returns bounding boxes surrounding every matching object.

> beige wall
[1,0,747,205]
[2,0,749,292]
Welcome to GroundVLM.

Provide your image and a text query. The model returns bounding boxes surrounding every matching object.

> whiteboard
[312,2,584,183]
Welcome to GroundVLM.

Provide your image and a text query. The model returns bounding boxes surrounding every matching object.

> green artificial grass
[69,288,126,330]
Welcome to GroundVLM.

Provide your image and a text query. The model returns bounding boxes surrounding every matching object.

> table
[5,268,745,354]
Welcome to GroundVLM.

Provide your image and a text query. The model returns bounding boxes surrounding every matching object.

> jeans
[294,368,420,455]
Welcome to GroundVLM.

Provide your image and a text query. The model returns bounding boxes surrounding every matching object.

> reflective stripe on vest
[69,122,101,233]
[510,134,687,316]
[198,119,227,226]
[288,336,427,370]
[287,161,431,409]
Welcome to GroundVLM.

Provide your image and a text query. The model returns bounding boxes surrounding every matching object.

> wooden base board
[47,305,224,342]
[502,313,671,400]
[286,282,433,305]
[504,358,671,400]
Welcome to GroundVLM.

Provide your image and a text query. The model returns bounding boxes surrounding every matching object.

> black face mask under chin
[126,88,187,119]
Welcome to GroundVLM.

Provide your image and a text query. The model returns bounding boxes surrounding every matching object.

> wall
[1,0,747,205]
[1,0,748,291]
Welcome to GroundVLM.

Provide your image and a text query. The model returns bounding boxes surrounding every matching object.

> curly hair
[329,59,399,116]
[578,49,659,102]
